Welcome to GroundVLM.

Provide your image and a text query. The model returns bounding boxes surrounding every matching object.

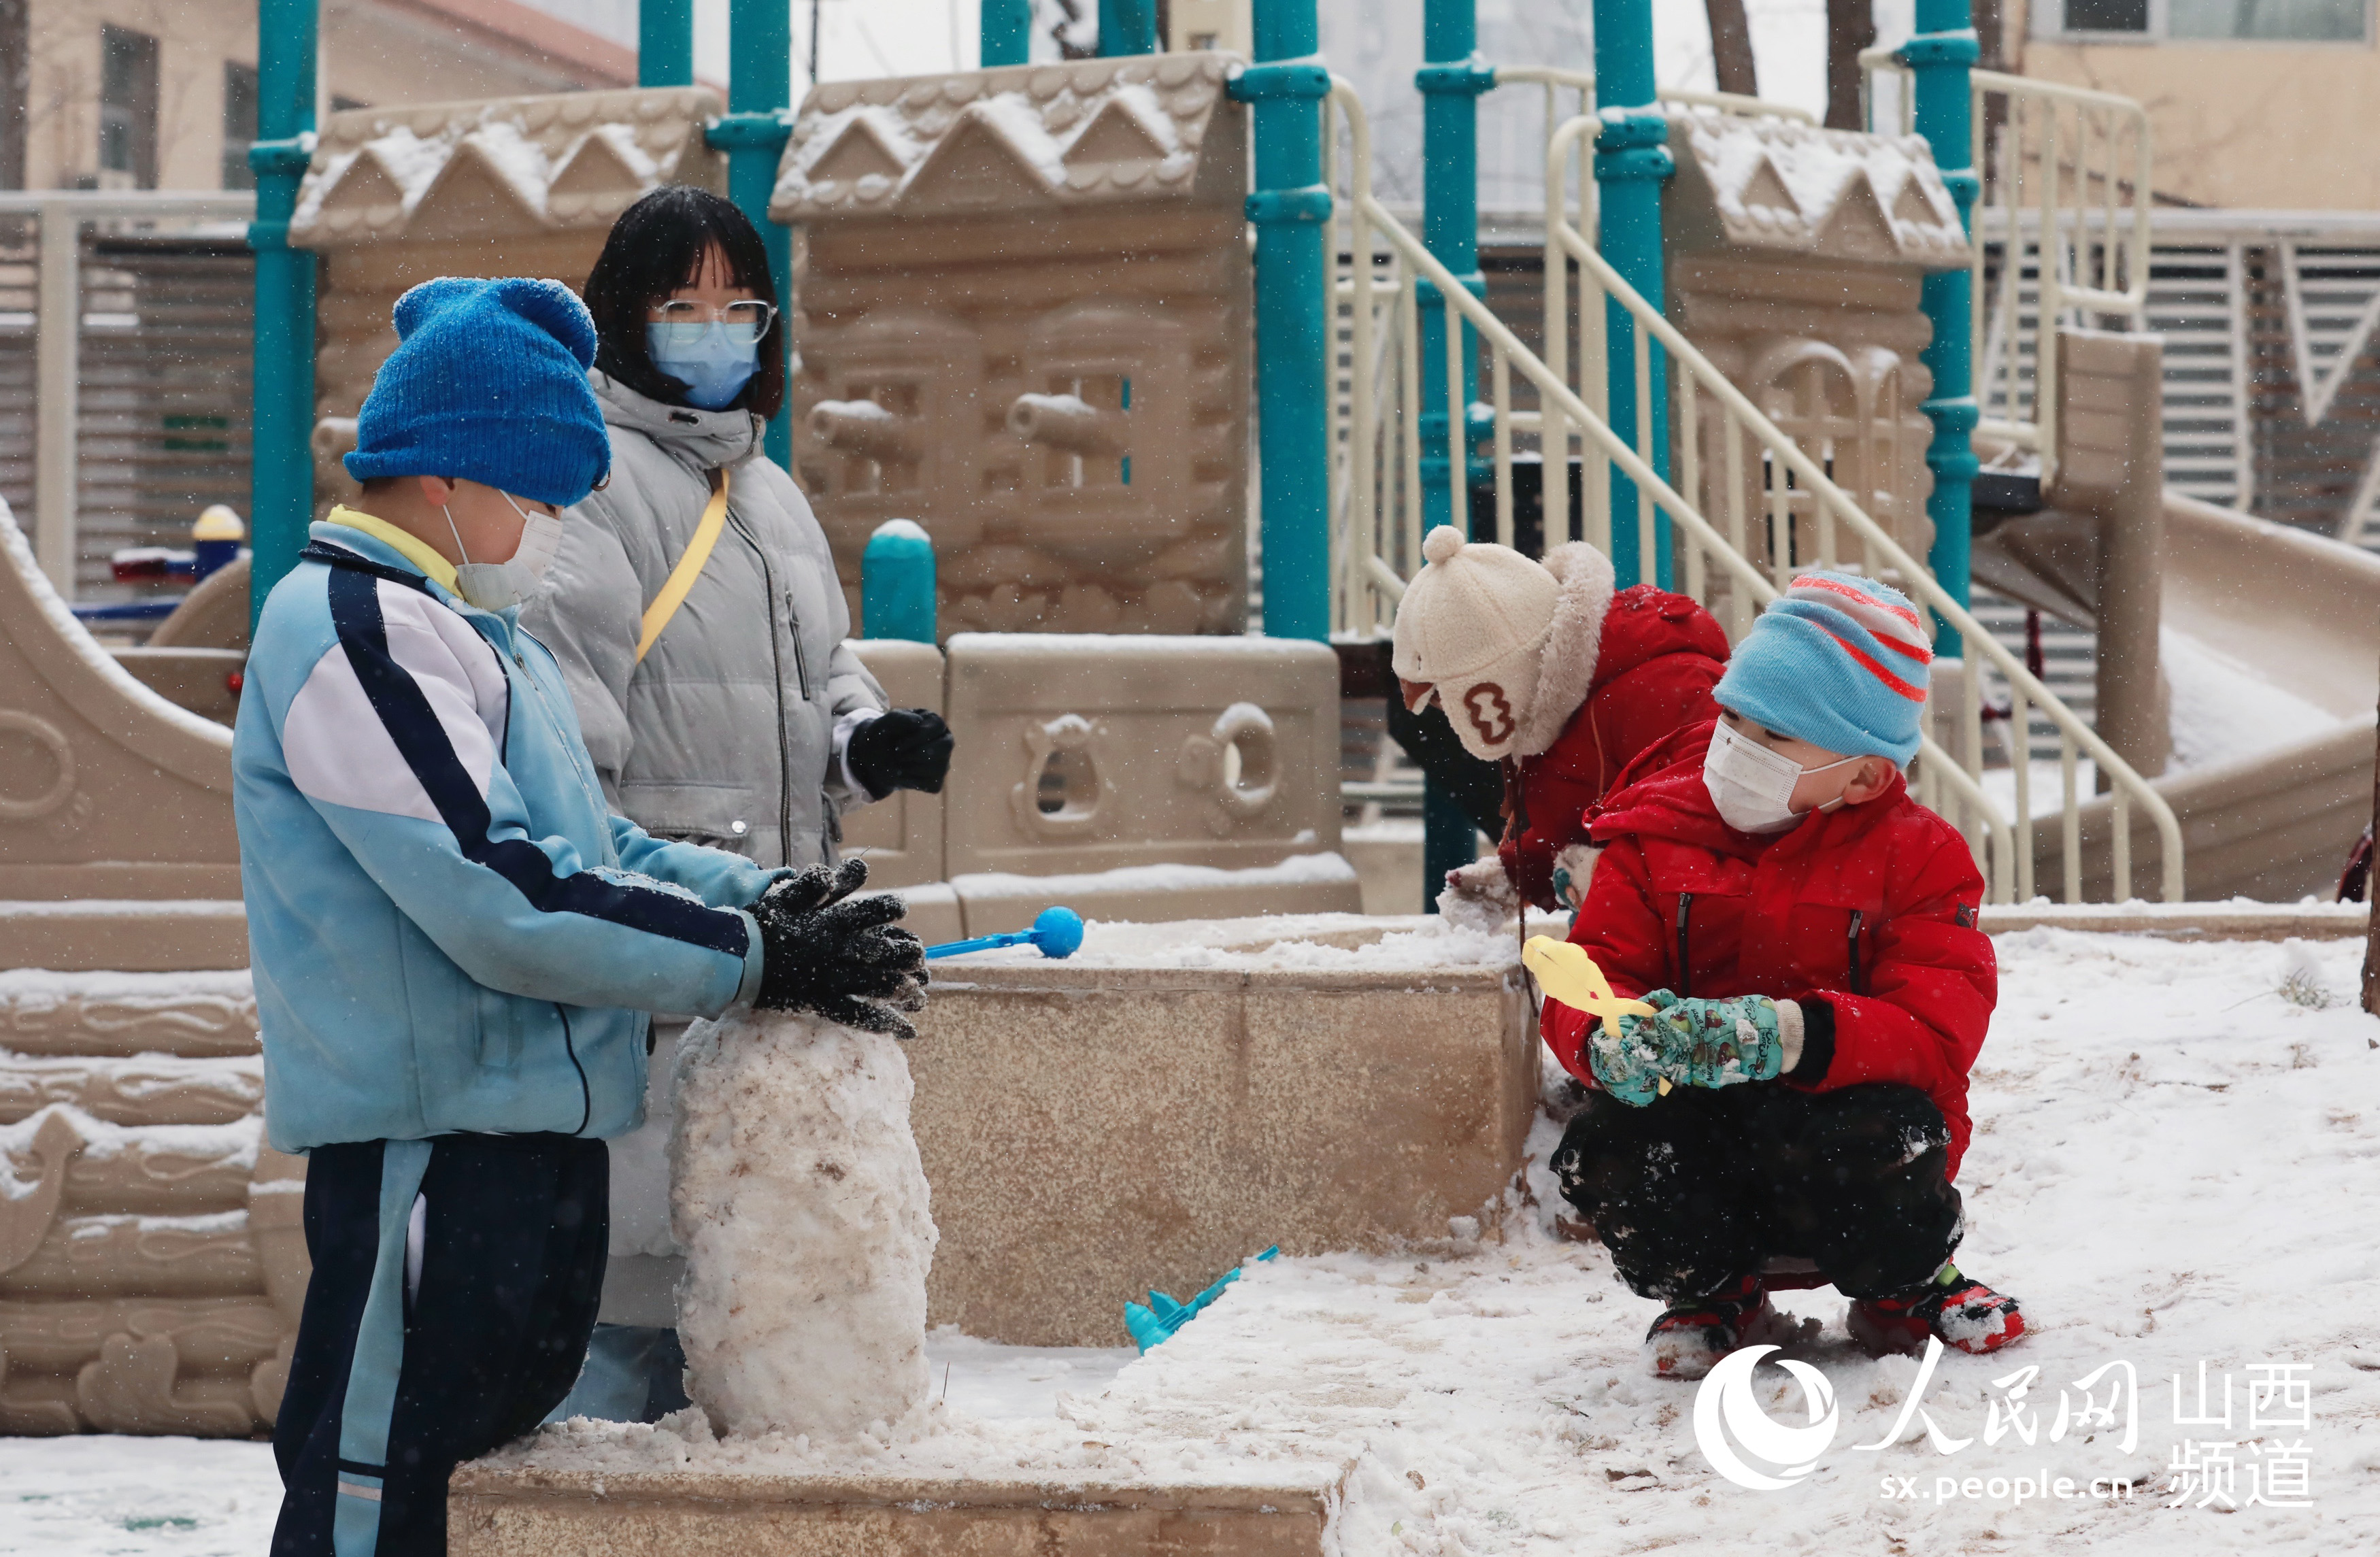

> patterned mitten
[1585,994,1675,1107]
[1618,990,1788,1090]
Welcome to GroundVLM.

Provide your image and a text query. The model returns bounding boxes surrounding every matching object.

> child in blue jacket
[233,276,924,1557]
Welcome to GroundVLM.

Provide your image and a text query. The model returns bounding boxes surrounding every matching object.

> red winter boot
[1848,1265,2025,1357]
[1643,1273,1775,1380]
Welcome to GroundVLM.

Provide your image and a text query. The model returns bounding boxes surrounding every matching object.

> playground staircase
[1317,73,2185,905]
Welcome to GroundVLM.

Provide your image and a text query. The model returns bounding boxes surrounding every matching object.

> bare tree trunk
[1824,0,1877,132]
[2363,701,2380,1015]
[1705,0,1759,99]
[0,0,26,191]
[1975,0,2011,201]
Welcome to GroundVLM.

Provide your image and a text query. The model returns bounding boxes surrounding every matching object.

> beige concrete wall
[908,948,1539,1346]
[2019,40,2380,210]
[448,1465,1338,1557]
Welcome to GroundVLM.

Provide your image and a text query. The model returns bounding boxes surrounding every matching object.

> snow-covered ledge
[1979,899,2369,942]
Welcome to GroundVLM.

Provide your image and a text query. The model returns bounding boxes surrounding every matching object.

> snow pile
[948,853,1358,904]
[669,1010,939,1440]
[2279,937,2338,1008]
[933,907,1541,973]
[2162,628,2347,771]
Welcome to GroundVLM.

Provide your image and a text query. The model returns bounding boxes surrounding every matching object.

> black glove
[750,858,930,1038]
[845,709,954,798]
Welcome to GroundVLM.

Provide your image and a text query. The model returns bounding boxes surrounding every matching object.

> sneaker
[1643,1273,1773,1380]
[1849,1265,2025,1357]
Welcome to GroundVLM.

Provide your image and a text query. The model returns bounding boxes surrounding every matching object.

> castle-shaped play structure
[5,1,2377,1543]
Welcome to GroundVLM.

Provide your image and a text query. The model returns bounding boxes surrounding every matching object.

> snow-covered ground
[0,1331,1137,1556]
[12,930,2379,1554]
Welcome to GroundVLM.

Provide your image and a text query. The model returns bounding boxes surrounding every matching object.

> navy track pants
[1551,1081,1963,1304]
[270,1133,608,1557]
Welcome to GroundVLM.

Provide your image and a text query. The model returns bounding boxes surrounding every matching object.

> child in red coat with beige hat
[1390,524,1730,918]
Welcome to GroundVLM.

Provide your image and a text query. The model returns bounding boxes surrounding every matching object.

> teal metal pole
[640,0,695,86]
[983,0,1033,65]
[1417,0,1492,908]
[1415,7,1491,540]
[1590,0,1673,590]
[713,0,796,469]
[1098,0,1158,54]
[1228,5,1330,643]
[1907,1,1979,657]
[247,0,318,629]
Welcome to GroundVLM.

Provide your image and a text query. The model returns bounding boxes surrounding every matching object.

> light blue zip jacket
[233,518,775,1153]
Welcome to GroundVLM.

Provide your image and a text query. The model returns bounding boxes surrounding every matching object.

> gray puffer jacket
[525,373,885,871]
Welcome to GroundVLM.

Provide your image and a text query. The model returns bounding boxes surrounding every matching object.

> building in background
[2014,0,2377,212]
[0,0,633,193]
[0,0,638,605]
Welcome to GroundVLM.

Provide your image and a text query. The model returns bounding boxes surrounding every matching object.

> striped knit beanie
[1713,571,1933,765]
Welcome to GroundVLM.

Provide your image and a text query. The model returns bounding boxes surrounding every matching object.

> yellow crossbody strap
[635,469,730,664]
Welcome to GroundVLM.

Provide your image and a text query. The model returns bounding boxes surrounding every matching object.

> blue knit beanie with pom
[345,277,610,507]
[1713,570,1935,765]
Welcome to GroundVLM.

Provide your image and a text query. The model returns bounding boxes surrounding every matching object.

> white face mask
[1702,716,1862,834]
[444,492,564,612]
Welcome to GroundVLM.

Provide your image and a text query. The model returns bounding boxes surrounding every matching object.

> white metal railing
[1322,71,1811,639]
[1318,80,2183,903]
[1862,54,2153,484]
[1492,66,1817,144]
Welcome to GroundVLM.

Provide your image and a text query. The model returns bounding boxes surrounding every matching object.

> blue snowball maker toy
[1124,1247,1280,1352]
[924,905,1085,960]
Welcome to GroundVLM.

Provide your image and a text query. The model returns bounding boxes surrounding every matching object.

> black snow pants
[271,1133,608,1557]
[1551,1081,1962,1305]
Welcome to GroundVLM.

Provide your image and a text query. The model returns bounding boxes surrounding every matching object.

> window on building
[222,63,258,190]
[2171,0,2366,35]
[2063,0,2151,29]
[99,25,159,188]
[2045,0,2367,37]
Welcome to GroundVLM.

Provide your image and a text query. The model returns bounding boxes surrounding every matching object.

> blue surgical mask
[647,320,761,411]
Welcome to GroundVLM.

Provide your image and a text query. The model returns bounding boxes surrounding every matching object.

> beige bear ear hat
[1390,525,1564,761]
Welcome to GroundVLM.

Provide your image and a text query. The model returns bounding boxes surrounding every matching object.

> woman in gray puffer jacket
[525,187,952,1424]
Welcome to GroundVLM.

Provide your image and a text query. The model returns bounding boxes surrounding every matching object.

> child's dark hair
[582,185,785,420]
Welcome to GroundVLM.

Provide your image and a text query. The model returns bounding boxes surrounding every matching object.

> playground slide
[1979,491,2380,902]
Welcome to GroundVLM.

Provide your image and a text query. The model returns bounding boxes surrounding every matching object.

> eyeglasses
[650,299,779,345]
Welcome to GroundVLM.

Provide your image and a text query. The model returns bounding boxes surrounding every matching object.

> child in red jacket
[1539,570,2022,1379]
[1390,525,1728,916]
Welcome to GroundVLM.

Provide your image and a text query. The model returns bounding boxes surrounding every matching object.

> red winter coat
[1540,728,1997,1177]
[1497,564,1728,910]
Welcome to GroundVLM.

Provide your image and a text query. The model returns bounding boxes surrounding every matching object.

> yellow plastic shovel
[1521,936,1671,1096]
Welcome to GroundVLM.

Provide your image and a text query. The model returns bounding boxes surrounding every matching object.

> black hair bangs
[582,185,786,421]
